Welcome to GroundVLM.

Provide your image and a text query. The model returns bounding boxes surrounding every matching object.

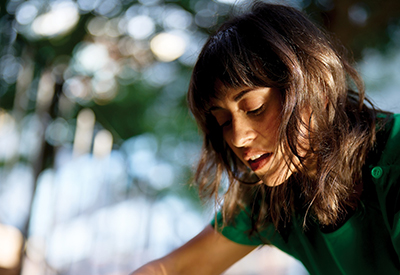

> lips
[247,153,272,171]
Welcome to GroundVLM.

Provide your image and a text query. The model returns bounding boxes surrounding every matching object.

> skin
[130,225,257,275]
[211,86,288,186]
[131,86,287,275]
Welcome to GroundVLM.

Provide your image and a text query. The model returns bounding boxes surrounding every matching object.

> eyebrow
[233,89,252,101]
[209,88,252,112]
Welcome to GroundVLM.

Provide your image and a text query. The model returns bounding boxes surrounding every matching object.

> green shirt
[212,114,400,275]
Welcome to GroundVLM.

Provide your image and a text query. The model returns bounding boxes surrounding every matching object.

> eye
[247,104,265,116]
[220,119,232,128]
[212,114,232,129]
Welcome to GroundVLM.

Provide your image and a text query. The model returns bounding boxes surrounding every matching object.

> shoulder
[367,113,400,185]
[365,114,400,229]
[211,209,269,246]
[378,113,400,166]
[363,113,400,167]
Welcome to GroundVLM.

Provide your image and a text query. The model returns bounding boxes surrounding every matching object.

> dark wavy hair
[187,2,380,232]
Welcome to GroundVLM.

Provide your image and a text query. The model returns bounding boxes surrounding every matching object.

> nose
[230,116,256,148]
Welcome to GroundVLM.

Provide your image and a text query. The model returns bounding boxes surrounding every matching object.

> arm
[131,224,258,275]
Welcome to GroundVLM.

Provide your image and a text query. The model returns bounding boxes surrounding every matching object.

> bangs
[189,23,287,117]
[210,27,269,91]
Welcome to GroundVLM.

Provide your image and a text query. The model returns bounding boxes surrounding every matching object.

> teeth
[250,154,263,161]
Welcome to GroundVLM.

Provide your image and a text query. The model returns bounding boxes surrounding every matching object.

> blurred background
[0,0,399,274]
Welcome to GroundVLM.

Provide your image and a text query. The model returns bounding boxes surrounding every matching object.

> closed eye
[247,104,265,116]
[212,114,232,128]
[220,119,232,128]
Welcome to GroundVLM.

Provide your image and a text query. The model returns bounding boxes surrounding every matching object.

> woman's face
[211,86,289,186]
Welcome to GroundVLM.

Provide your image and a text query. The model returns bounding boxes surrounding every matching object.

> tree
[0,0,398,274]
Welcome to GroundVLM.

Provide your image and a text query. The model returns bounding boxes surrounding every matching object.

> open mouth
[248,153,272,171]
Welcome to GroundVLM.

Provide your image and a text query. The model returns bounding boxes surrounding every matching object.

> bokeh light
[31,1,79,37]
[0,0,399,274]
[126,15,155,40]
[150,32,187,62]
[73,108,95,157]
[15,2,38,25]
[0,224,24,269]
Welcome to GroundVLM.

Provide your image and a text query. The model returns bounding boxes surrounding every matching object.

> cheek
[221,131,234,151]
[259,114,281,141]
[260,151,293,186]
[223,137,246,165]
[222,130,231,147]
[226,140,242,160]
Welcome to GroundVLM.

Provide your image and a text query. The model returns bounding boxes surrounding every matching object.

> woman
[132,2,400,274]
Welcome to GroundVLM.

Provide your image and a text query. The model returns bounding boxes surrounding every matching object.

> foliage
[0,0,398,274]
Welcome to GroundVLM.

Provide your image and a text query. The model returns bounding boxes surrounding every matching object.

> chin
[258,167,293,187]
[262,178,286,187]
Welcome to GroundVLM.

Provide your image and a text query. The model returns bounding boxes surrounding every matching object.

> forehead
[211,80,253,102]
[210,86,279,113]
[209,84,246,109]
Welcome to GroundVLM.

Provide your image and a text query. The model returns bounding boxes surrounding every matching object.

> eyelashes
[220,120,232,128]
[217,104,266,128]
[247,104,265,116]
